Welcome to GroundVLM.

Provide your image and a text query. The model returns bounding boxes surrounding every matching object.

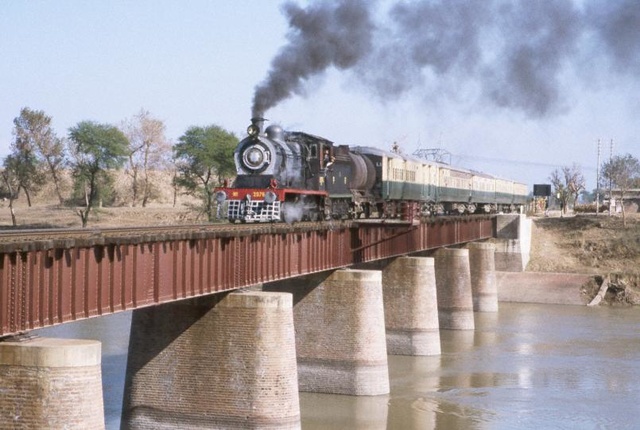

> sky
[1,0,639,192]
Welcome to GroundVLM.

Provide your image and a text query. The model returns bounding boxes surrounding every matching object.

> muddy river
[38,302,640,429]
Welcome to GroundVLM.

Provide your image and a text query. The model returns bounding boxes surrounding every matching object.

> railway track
[0,221,349,252]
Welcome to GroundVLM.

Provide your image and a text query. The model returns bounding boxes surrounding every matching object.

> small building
[606,189,640,213]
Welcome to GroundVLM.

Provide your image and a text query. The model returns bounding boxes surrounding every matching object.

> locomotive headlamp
[215,191,227,203]
[247,124,259,137]
[264,190,277,204]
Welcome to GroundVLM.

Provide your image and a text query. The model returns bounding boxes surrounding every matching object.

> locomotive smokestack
[251,117,266,131]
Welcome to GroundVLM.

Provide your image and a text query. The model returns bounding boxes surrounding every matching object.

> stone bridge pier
[0,337,104,429]
[263,269,390,397]
[434,248,475,330]
[120,291,300,430]
[381,256,441,356]
[467,242,499,312]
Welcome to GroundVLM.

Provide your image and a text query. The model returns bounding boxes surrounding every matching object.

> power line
[451,153,597,172]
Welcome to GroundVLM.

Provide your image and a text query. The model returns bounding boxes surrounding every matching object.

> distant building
[606,189,640,213]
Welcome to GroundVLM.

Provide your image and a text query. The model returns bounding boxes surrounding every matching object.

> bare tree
[13,107,66,204]
[601,153,640,227]
[550,164,585,215]
[564,164,586,210]
[1,156,21,226]
[120,109,172,207]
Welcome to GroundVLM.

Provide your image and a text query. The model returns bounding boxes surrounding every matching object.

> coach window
[310,144,318,159]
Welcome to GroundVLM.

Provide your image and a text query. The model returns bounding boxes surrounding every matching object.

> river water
[37,302,640,429]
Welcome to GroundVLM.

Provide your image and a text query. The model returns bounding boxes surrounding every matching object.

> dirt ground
[0,169,207,230]
[528,212,640,274]
[0,203,202,230]
[527,212,640,305]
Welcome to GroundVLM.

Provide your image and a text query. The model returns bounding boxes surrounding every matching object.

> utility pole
[596,139,600,216]
[609,139,614,215]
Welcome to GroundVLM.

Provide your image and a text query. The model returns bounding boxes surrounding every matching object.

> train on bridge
[214,118,528,223]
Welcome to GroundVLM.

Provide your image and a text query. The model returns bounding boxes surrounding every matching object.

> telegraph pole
[609,139,614,215]
[596,139,600,216]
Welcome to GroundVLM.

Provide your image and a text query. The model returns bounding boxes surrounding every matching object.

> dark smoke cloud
[481,0,583,117]
[585,0,640,73]
[253,0,640,119]
[358,1,491,99]
[251,0,374,118]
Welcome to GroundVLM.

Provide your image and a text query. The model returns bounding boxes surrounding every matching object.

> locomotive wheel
[309,211,321,222]
[363,203,371,219]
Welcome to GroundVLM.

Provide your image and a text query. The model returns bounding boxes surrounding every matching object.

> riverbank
[511,213,640,306]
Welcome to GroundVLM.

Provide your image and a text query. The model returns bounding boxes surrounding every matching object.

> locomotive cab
[299,140,331,191]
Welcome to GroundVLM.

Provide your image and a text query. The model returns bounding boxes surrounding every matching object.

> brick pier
[0,337,104,429]
[121,291,300,429]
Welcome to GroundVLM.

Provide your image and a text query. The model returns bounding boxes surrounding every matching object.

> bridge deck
[0,216,494,336]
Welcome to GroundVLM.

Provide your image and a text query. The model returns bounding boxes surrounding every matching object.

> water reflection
[387,355,441,429]
[301,392,389,430]
[34,303,640,430]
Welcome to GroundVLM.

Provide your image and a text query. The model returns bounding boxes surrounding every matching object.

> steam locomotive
[213,118,528,223]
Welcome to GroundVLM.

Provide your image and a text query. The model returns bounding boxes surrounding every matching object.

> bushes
[574,203,601,213]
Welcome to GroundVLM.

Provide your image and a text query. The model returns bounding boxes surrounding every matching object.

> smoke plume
[252,0,640,119]
[252,0,374,118]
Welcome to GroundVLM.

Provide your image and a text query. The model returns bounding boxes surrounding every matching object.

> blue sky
[2,1,639,190]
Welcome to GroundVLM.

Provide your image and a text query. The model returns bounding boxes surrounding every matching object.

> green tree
[68,121,129,227]
[173,125,237,221]
[13,107,66,204]
[601,153,640,227]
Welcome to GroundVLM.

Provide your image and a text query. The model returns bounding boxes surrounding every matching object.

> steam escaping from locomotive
[280,199,305,224]
[252,0,640,119]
